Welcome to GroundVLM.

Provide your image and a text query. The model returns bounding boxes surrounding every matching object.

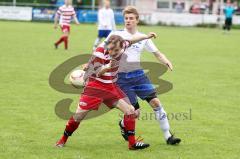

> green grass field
[0,21,240,159]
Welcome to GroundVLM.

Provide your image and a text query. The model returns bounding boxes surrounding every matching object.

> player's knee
[73,114,83,122]
[134,109,140,118]
[124,105,135,116]
[144,92,158,103]
[74,108,88,122]
[144,92,157,102]
[148,97,161,108]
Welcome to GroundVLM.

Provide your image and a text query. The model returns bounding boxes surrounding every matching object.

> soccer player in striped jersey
[93,0,116,50]
[54,0,79,50]
[55,32,157,150]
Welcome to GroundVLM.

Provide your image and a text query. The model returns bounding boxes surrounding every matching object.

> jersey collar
[124,28,138,35]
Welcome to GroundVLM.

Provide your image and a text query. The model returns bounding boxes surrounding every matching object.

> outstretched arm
[130,32,157,45]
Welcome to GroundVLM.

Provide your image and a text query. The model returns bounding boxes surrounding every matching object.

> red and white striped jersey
[86,41,131,84]
[57,5,76,26]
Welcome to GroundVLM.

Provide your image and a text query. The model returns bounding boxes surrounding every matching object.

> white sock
[93,37,101,49]
[121,119,124,127]
[154,106,171,140]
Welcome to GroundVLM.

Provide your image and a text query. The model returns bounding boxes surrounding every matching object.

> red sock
[55,36,65,46]
[61,135,68,143]
[62,116,80,142]
[123,114,136,147]
[63,36,68,50]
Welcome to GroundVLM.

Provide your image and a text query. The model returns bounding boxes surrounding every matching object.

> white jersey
[57,5,76,26]
[98,7,116,30]
[106,29,158,73]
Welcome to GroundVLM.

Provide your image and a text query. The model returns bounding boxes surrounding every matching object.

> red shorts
[61,25,70,33]
[79,80,126,110]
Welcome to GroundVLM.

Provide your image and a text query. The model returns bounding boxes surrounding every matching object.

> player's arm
[130,32,157,45]
[97,66,111,77]
[144,35,173,71]
[54,13,60,29]
[94,60,111,77]
[91,48,112,77]
[73,15,80,25]
[153,51,173,71]
[73,10,80,25]
[97,58,118,76]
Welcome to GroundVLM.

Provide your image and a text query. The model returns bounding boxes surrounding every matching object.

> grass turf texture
[0,21,240,159]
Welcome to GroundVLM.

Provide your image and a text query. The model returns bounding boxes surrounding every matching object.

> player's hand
[82,63,89,71]
[165,61,173,71]
[109,59,119,68]
[54,25,58,29]
[147,32,157,39]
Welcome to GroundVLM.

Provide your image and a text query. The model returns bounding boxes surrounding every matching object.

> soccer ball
[69,69,85,87]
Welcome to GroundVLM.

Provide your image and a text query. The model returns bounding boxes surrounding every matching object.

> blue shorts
[117,70,156,105]
[98,30,112,38]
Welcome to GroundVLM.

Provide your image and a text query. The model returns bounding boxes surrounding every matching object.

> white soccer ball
[69,69,85,87]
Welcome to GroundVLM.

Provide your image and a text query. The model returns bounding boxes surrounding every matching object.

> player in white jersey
[54,0,79,50]
[106,6,181,145]
[93,0,116,50]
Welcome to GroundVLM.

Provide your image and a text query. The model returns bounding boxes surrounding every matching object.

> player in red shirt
[55,33,157,150]
[54,0,79,50]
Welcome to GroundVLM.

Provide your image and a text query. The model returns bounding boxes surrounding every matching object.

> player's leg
[55,107,90,147]
[223,18,227,30]
[119,102,140,141]
[115,98,150,150]
[93,30,111,50]
[55,89,102,147]
[62,27,70,50]
[54,33,65,49]
[226,18,229,31]
[116,75,140,141]
[102,83,149,150]
[93,30,103,50]
[228,18,232,31]
[145,96,180,145]
[55,25,69,50]
[93,37,102,50]
[135,75,181,145]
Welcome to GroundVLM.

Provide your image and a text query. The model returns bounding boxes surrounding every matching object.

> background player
[54,0,79,50]
[93,0,116,50]
[55,33,157,150]
[223,0,236,33]
[106,6,181,145]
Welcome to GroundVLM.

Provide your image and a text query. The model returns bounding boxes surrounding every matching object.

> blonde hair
[123,6,139,20]
[65,0,72,5]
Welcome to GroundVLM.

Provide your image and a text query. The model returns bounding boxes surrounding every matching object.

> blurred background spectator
[75,0,83,9]
[174,0,184,13]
